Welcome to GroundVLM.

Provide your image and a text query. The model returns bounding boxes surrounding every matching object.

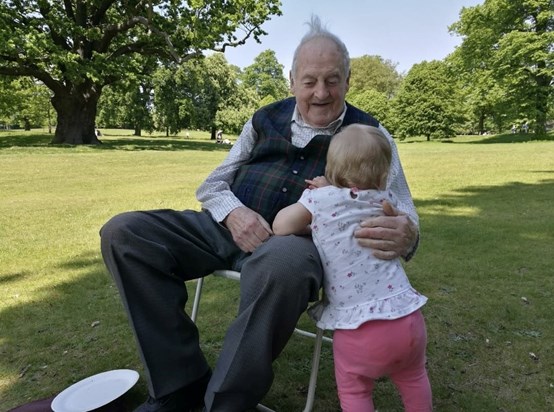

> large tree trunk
[50,88,101,145]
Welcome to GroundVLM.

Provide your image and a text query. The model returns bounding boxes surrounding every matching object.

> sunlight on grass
[423,204,481,216]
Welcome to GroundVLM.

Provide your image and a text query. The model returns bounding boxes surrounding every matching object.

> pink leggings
[333,310,432,412]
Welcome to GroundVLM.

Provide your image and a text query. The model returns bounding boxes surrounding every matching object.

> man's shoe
[133,371,211,412]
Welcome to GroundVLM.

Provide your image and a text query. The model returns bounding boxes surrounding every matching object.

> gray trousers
[100,209,323,411]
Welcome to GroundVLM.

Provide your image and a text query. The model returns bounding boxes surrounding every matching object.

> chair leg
[193,271,330,411]
[303,327,325,412]
[191,277,204,323]
[255,404,276,412]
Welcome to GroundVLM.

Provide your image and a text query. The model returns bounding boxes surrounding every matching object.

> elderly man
[100,15,418,412]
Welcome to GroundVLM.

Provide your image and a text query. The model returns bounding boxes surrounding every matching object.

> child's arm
[273,203,312,236]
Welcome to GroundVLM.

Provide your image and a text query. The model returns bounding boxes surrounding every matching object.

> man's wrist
[403,218,419,261]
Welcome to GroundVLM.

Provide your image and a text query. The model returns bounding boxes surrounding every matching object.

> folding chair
[191,270,332,412]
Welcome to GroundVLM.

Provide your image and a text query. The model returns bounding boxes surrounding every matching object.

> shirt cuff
[202,195,244,223]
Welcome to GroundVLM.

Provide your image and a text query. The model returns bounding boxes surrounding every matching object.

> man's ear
[289,70,295,92]
[345,70,351,92]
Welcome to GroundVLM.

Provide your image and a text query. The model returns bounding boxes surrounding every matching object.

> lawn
[1,129,553,411]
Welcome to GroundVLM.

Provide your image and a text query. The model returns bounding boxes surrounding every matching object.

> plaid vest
[231,97,380,224]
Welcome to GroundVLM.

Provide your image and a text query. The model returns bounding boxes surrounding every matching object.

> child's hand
[306,176,330,189]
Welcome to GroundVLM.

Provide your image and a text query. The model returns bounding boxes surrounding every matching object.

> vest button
[281,187,288,193]
[300,156,305,160]
[292,170,298,175]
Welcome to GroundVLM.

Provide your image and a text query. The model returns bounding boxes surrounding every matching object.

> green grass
[1,129,553,411]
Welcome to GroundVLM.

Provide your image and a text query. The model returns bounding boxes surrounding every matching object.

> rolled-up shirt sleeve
[196,119,256,223]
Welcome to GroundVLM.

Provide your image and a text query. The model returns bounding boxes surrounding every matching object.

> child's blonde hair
[325,124,392,190]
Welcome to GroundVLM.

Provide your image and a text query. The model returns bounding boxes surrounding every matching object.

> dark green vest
[231,97,380,224]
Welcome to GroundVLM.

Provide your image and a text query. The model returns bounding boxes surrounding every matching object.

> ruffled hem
[308,288,428,330]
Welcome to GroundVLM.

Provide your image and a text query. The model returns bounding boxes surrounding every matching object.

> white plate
[51,369,139,412]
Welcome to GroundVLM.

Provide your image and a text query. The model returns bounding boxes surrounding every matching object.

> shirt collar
[291,103,347,133]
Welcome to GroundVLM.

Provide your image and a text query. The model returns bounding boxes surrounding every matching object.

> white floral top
[299,186,427,330]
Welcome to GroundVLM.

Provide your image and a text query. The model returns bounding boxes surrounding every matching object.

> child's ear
[379,173,389,189]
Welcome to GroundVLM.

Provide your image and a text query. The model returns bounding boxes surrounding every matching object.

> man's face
[290,38,350,128]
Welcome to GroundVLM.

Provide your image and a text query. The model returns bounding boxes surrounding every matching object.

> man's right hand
[224,207,273,253]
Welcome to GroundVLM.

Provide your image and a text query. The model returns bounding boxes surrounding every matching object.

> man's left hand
[354,201,417,260]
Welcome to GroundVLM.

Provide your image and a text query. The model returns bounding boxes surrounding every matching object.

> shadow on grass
[1,179,554,410]
[0,132,233,153]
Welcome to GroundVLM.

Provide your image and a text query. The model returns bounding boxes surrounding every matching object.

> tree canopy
[450,0,553,135]
[348,55,403,98]
[392,61,461,140]
[241,49,289,102]
[0,0,281,144]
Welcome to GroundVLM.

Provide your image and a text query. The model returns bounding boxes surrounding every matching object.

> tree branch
[101,15,181,62]
[91,0,118,26]
[0,65,64,95]
[37,1,71,50]
[212,24,260,53]
[63,0,75,21]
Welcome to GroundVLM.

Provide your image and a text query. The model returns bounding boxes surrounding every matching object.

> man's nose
[313,81,330,100]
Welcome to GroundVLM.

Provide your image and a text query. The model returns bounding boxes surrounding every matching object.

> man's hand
[224,207,273,253]
[354,201,417,260]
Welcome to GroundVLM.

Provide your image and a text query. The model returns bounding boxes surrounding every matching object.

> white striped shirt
[196,104,418,230]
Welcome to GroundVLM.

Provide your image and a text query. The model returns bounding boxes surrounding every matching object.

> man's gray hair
[291,15,350,80]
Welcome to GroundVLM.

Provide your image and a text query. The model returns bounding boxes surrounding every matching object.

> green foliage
[348,55,403,98]
[216,83,260,134]
[151,65,184,136]
[450,0,554,135]
[346,89,392,130]
[0,76,52,129]
[146,49,288,136]
[175,53,239,136]
[97,54,159,135]
[392,61,461,140]
[345,55,402,129]
[0,0,282,143]
[241,49,289,102]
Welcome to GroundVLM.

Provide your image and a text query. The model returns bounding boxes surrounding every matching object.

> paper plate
[51,369,139,412]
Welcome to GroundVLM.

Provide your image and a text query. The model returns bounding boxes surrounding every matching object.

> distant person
[522,122,529,133]
[511,124,517,134]
[216,129,223,143]
[95,128,102,137]
[273,124,431,412]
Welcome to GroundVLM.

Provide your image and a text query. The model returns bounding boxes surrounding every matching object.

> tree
[0,0,281,144]
[447,52,513,134]
[241,49,289,102]
[216,82,260,134]
[0,76,52,130]
[450,0,554,135]
[392,61,462,141]
[345,55,402,131]
[347,90,393,132]
[97,55,157,136]
[347,55,403,98]
[175,53,238,139]
[152,65,184,136]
